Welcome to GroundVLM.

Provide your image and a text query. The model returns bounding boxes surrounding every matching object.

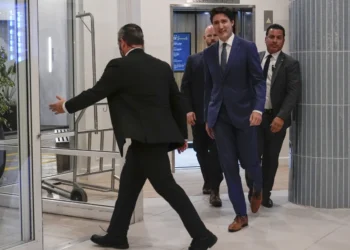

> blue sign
[173,33,191,72]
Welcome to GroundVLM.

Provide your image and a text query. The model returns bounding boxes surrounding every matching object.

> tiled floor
[59,190,350,250]
[2,149,350,249]
[144,165,289,198]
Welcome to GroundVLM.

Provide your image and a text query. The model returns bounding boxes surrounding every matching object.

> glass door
[36,0,143,224]
[0,0,43,249]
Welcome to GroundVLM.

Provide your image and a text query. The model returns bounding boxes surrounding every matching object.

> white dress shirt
[261,50,281,109]
[218,33,234,63]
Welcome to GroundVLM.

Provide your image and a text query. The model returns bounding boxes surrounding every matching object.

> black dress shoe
[210,191,222,207]
[262,198,273,208]
[90,234,129,249]
[189,231,218,250]
[202,188,211,195]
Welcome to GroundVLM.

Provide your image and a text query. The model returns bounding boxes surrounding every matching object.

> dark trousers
[245,112,287,200]
[192,123,223,191]
[213,106,262,216]
[107,140,208,239]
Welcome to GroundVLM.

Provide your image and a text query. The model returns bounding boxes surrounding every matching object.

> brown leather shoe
[209,191,222,207]
[228,216,248,232]
[250,191,262,213]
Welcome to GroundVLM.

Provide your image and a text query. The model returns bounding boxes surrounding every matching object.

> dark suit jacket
[259,51,301,128]
[180,52,206,124]
[65,49,187,156]
[204,36,266,129]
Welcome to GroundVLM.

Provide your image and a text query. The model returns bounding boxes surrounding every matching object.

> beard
[119,46,125,57]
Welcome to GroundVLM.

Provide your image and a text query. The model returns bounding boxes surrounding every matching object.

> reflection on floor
[145,149,289,198]
[0,152,121,206]
[0,207,109,250]
[2,149,350,249]
[0,207,21,247]
[1,168,350,249]
[47,191,350,250]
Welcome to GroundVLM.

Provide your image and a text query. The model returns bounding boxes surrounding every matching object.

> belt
[264,109,273,115]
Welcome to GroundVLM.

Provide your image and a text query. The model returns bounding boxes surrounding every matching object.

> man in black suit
[245,24,301,208]
[49,24,217,250]
[181,25,223,207]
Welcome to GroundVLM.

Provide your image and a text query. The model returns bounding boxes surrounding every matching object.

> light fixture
[48,37,52,73]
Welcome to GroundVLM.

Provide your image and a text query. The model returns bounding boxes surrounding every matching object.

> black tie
[263,54,272,80]
[221,43,227,71]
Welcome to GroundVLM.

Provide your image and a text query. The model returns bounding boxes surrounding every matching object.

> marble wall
[289,0,350,208]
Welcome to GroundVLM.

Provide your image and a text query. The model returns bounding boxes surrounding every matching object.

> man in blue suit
[203,7,266,232]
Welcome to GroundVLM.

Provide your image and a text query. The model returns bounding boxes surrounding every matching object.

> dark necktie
[221,43,227,71]
[263,54,272,80]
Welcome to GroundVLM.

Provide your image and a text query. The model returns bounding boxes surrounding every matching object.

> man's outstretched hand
[49,96,66,114]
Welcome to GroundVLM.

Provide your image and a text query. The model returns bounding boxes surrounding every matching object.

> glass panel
[234,10,241,36]
[38,0,73,180]
[0,0,39,249]
[241,11,254,41]
[39,0,123,213]
[196,12,212,54]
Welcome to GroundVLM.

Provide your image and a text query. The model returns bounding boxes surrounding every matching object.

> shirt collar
[219,33,234,47]
[125,47,142,56]
[265,50,282,60]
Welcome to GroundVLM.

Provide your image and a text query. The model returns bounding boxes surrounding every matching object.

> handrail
[76,12,98,133]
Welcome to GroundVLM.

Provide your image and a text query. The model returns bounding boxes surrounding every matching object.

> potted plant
[2,84,17,132]
[0,46,16,132]
[0,46,15,180]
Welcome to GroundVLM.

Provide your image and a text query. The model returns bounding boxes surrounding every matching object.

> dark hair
[266,24,285,37]
[118,23,144,46]
[209,7,234,23]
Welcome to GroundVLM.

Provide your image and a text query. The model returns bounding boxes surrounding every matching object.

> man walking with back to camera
[181,25,223,207]
[245,24,301,208]
[203,7,266,232]
[49,23,217,250]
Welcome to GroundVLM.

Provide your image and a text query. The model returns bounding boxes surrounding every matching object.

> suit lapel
[224,36,240,77]
[207,42,221,76]
[271,52,285,87]
[259,51,266,63]
[213,42,220,73]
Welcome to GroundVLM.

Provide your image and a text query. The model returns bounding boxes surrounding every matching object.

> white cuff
[62,101,68,113]
[253,110,262,115]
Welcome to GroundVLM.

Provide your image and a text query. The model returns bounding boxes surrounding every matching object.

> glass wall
[0,0,42,249]
[37,0,142,224]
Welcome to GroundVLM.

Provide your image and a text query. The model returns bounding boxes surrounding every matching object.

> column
[288,0,350,208]
[117,0,141,28]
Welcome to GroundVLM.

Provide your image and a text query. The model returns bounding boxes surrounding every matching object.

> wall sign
[172,32,191,72]
[187,0,240,3]
[264,10,273,31]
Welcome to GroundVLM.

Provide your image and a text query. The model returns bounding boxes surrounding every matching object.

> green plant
[0,46,16,127]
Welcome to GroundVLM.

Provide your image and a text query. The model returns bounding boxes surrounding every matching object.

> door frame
[7,0,43,249]
[35,0,144,224]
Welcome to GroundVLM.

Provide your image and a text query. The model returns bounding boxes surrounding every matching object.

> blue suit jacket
[203,36,266,129]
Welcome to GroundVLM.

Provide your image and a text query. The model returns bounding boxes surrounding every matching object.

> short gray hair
[118,23,144,46]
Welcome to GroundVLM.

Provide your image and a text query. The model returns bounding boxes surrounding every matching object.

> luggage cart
[41,12,121,202]
[41,126,121,202]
